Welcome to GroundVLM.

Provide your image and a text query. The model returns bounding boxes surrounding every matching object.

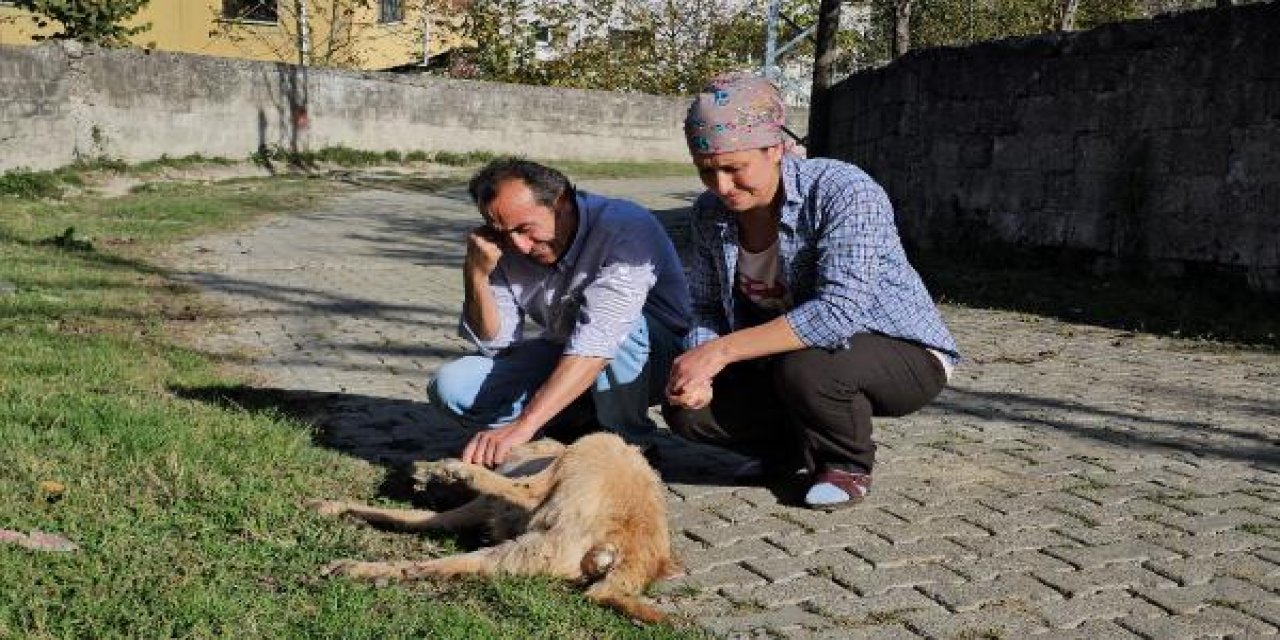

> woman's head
[684,73,787,213]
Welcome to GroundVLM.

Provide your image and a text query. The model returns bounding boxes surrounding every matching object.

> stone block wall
[827,2,1280,291]
[0,42,696,172]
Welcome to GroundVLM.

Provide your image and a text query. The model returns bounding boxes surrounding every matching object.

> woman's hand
[666,340,731,402]
[666,380,713,410]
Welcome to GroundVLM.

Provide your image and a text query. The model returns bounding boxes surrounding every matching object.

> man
[429,159,690,468]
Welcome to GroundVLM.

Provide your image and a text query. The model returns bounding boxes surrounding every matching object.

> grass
[0,177,702,638]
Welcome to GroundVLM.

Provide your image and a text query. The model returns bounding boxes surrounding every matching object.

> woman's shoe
[804,468,872,511]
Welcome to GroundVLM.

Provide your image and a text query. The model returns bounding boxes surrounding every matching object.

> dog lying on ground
[310,432,681,623]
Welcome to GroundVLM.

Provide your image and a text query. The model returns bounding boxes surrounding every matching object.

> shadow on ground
[913,247,1280,350]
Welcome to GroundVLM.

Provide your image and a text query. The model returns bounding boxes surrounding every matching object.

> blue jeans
[427,314,680,447]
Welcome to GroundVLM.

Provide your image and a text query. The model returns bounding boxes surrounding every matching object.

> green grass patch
[0,168,66,200]
[0,179,700,638]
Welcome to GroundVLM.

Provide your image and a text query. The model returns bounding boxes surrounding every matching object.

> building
[0,0,468,70]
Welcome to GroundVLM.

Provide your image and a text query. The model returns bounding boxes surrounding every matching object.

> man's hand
[461,421,539,468]
[465,226,504,277]
[666,380,713,410]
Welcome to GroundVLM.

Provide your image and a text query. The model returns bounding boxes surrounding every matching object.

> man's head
[683,73,788,213]
[468,159,577,266]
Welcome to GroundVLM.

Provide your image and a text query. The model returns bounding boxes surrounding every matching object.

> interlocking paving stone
[852,538,980,569]
[904,602,1052,638]
[1045,540,1184,570]
[945,549,1077,581]
[777,624,922,640]
[829,564,968,597]
[169,178,1280,638]
[721,575,851,607]
[865,518,992,544]
[662,563,768,592]
[681,537,788,574]
[1144,553,1280,586]
[807,586,948,620]
[1035,563,1179,597]
[1154,530,1279,557]
[767,528,891,557]
[1053,520,1185,546]
[1039,619,1147,639]
[1155,510,1280,535]
[1133,576,1280,615]
[1118,605,1280,637]
[745,548,872,583]
[1038,591,1168,629]
[918,574,1064,612]
[698,605,829,637]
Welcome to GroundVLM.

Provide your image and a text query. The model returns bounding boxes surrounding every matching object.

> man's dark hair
[467,158,574,210]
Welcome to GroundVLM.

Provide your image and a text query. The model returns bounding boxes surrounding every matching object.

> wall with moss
[827,3,1279,291]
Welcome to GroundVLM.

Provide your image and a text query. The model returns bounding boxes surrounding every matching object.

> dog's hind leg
[325,548,500,582]
[308,498,489,532]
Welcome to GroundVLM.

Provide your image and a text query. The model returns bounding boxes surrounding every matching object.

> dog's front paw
[307,499,351,517]
[413,459,474,484]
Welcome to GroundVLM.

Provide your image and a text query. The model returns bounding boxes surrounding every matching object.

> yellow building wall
[0,0,466,70]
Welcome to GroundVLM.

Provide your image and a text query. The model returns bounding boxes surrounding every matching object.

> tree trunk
[892,0,914,58]
[1060,0,1080,30]
[807,0,842,158]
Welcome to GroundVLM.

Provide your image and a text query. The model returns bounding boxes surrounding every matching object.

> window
[379,0,403,23]
[224,0,278,22]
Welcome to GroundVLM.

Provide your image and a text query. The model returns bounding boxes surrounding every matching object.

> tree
[12,0,151,47]
[212,0,446,69]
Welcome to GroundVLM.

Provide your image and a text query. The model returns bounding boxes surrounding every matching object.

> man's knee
[427,355,492,417]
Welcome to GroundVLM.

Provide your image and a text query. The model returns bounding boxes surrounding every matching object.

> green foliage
[12,0,151,47]
[0,168,65,200]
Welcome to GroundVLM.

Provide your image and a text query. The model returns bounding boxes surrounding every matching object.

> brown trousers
[662,333,947,475]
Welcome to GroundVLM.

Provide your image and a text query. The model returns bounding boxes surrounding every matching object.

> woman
[664,73,960,510]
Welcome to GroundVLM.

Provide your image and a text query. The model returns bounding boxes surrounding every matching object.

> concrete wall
[0,41,694,172]
[827,3,1280,292]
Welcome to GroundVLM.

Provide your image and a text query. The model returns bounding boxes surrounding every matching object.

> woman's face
[692,144,784,213]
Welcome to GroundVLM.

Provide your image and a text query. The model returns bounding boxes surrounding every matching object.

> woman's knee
[771,349,836,399]
[661,404,721,444]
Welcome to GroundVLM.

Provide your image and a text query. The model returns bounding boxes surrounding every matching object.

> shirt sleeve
[457,263,523,356]
[783,176,896,349]
[562,229,659,358]
[682,197,727,351]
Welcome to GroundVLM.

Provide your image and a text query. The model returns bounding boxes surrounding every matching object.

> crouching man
[429,158,690,468]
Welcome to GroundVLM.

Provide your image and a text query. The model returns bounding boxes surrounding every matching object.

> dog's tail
[582,548,671,624]
[586,588,667,624]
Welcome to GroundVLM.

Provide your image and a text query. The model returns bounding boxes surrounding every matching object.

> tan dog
[311,432,681,623]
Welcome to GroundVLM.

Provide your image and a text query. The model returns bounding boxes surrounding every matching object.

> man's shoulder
[580,191,662,234]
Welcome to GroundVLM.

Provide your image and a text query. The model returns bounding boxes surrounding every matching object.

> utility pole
[808,0,842,158]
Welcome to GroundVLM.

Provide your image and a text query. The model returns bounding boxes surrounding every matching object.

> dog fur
[310,432,681,623]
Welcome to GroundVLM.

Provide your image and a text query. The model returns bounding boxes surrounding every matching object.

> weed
[0,168,65,199]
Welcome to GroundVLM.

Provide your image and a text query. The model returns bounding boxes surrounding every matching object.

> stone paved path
[170,177,1280,639]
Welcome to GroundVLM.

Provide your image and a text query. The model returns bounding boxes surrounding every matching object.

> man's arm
[461,354,607,467]
[462,227,505,341]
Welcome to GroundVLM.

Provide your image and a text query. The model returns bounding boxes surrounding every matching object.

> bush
[0,168,65,199]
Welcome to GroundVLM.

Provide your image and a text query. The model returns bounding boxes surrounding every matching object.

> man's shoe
[804,468,872,511]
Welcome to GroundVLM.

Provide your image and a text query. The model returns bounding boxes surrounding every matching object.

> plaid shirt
[683,155,960,363]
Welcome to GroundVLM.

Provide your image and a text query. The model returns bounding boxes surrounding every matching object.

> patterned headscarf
[684,72,787,155]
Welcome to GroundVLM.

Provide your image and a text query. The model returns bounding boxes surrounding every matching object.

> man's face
[692,144,784,213]
[483,179,574,266]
